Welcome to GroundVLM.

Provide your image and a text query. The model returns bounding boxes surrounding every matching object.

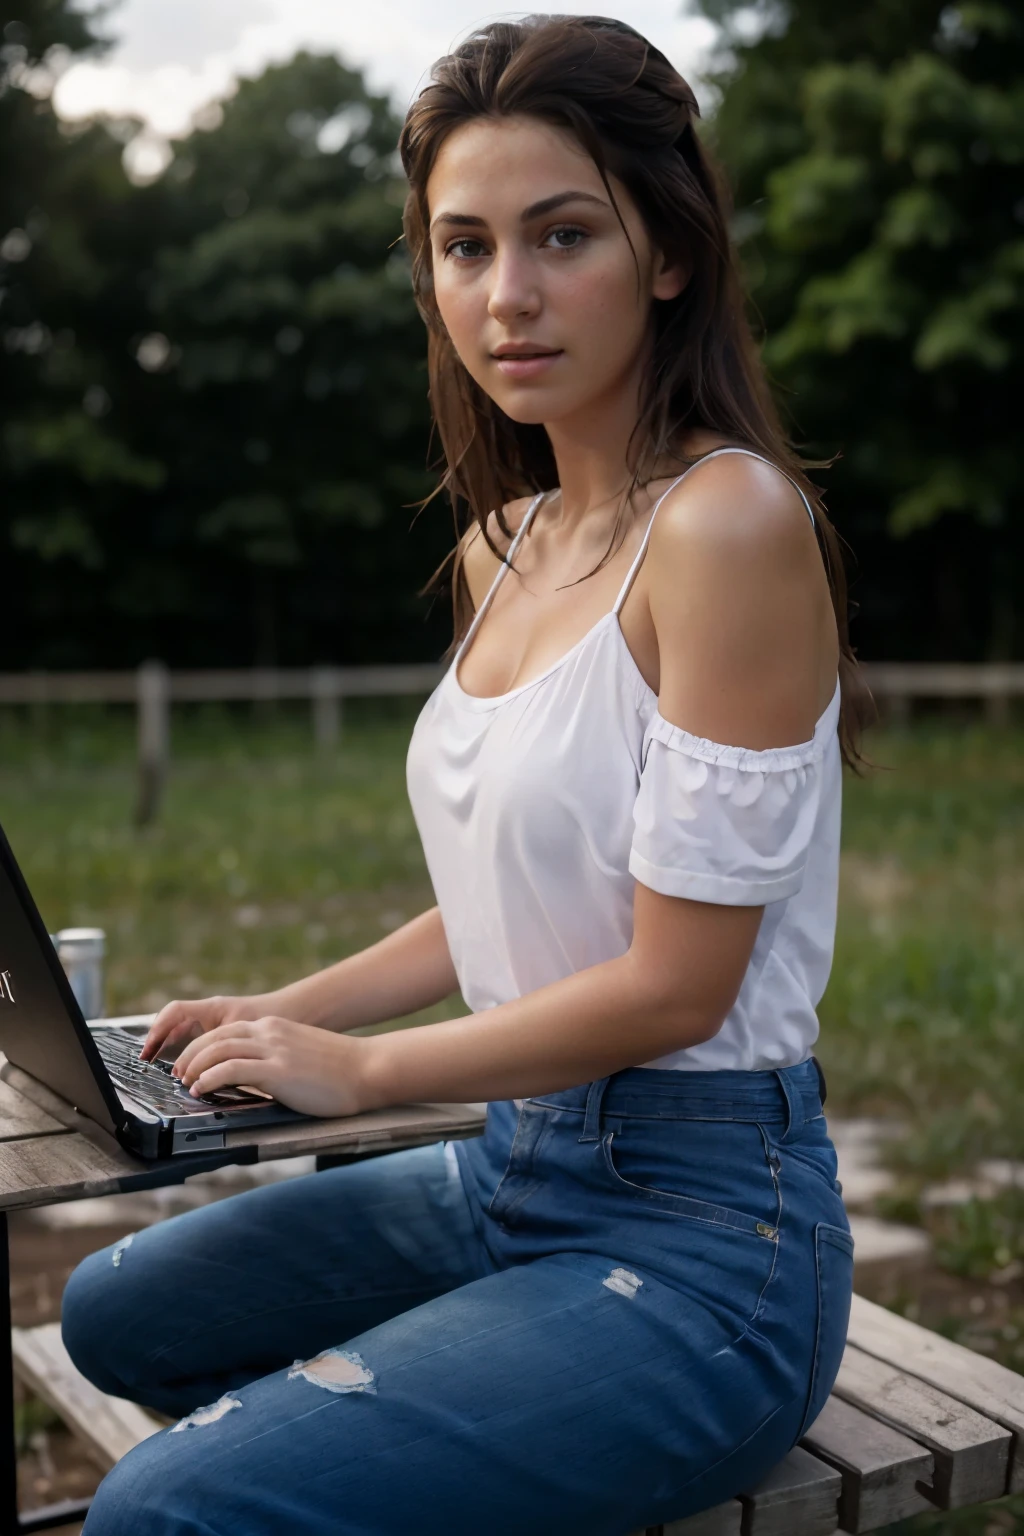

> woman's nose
[487,249,541,323]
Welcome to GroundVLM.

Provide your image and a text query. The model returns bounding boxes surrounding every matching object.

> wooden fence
[0,662,1021,824]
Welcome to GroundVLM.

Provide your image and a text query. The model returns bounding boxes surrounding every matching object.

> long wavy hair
[398,13,874,767]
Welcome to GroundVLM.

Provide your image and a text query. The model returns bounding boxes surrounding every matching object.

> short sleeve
[629,712,826,906]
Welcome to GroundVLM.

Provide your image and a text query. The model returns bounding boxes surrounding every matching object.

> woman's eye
[442,226,588,261]
[545,225,588,251]
[444,238,487,261]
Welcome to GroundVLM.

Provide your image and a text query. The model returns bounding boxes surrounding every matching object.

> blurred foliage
[819,721,1024,1174]
[693,0,1023,662]
[14,1392,60,1455]
[929,1191,1024,1280]
[0,2,449,668]
[880,1498,1024,1534]
[0,697,461,1025]
[2,0,1023,666]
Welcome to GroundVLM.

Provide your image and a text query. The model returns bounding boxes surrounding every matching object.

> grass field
[824,721,1024,1178]
[1,701,1022,1167]
[2,701,1023,1535]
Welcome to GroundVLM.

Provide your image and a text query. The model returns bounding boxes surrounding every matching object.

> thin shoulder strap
[454,491,548,662]
[612,447,817,616]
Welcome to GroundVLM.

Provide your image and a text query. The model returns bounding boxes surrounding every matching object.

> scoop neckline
[450,609,620,711]
[449,613,841,741]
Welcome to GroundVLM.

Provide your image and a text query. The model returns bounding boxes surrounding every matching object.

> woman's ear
[652,251,689,302]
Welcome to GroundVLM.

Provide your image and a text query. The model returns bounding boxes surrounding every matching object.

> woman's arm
[266,906,459,1032]
[356,886,764,1105]
[170,890,762,1113]
[172,458,836,1113]
[140,905,458,1061]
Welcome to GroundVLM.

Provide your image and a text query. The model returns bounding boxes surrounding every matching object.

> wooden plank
[801,1393,935,1531]
[3,1056,484,1170]
[0,1130,169,1210]
[4,663,1023,710]
[171,665,444,701]
[229,1101,486,1161]
[0,1078,69,1142]
[0,1056,129,1142]
[13,1322,162,1469]
[739,1445,840,1536]
[834,1345,1010,1508]
[135,660,170,827]
[861,663,1024,698]
[0,672,138,704]
[848,1293,1024,1493]
[0,1061,484,1207]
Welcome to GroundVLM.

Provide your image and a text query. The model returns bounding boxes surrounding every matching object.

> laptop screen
[0,820,120,1135]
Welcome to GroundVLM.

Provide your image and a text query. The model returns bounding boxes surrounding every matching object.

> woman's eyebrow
[429,190,609,234]
[520,190,609,220]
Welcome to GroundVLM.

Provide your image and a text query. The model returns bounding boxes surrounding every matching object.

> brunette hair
[399,13,874,767]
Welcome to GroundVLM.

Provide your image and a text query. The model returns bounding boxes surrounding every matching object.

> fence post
[311,667,342,751]
[28,669,49,736]
[984,691,1010,728]
[886,692,911,729]
[135,661,170,826]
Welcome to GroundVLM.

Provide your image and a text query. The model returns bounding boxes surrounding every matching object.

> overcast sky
[53,1,719,140]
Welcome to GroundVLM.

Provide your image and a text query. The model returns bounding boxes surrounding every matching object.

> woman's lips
[492,350,563,379]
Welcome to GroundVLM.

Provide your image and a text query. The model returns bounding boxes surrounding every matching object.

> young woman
[63,16,871,1535]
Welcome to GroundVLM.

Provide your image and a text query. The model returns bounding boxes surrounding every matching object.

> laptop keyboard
[93,1028,272,1115]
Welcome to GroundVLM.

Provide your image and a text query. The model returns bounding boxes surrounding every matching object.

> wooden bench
[4,1055,1022,1532]
[13,1291,1024,1533]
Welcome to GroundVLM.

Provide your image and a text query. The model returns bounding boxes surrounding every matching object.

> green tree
[139,52,438,666]
[2,31,444,669]
[693,0,1024,660]
[1,1,167,663]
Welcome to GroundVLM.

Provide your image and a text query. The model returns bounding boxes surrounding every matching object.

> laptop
[0,818,308,1158]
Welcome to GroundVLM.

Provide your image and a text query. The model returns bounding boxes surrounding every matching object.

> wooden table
[2,1062,1024,1536]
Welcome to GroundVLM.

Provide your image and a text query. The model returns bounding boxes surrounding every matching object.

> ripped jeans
[61,1060,853,1536]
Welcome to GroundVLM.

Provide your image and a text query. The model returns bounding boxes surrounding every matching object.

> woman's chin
[498,402,551,426]
[492,387,588,428]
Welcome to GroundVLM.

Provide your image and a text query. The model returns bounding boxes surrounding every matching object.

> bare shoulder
[649,451,818,574]
[459,495,537,612]
[646,450,835,747]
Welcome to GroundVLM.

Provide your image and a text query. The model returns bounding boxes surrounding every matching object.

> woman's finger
[178,1034,268,1087]
[190,1058,276,1099]
[141,1002,198,1060]
[173,1020,256,1078]
[157,1018,204,1056]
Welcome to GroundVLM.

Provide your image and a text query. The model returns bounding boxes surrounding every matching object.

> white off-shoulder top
[406,447,842,1072]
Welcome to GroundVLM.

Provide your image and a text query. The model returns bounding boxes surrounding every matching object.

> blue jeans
[62,1060,853,1536]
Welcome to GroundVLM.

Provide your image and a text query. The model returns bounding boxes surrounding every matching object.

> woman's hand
[140,994,277,1063]
[171,1017,374,1119]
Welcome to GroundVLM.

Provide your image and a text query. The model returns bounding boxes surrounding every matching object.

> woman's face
[425,114,685,426]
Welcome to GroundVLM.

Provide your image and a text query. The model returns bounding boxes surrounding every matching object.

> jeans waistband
[529,1058,825,1143]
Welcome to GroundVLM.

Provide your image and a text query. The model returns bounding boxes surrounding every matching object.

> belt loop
[579,1076,611,1143]
[773,1068,802,1143]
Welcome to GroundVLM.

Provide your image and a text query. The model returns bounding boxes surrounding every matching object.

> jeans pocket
[797,1221,855,1440]
[600,1121,781,1238]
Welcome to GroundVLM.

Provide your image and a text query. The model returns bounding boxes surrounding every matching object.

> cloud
[53,1,718,138]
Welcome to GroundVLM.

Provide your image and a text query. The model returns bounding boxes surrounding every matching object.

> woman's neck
[539,338,716,532]
[542,395,644,534]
